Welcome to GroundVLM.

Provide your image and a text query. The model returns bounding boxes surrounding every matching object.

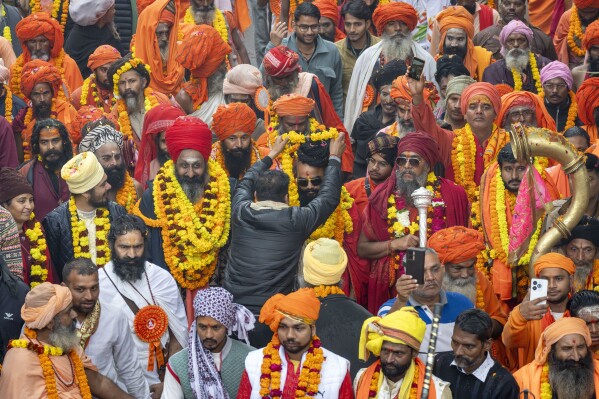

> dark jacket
[42,201,127,280]
[0,256,28,364]
[223,156,342,314]
[352,105,392,178]
[64,24,125,78]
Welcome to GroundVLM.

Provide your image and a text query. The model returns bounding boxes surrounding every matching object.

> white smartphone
[530,278,548,306]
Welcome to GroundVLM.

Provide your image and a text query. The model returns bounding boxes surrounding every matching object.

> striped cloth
[0,206,23,279]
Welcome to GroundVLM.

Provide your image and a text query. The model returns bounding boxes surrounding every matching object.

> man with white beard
[561,216,599,292]
[482,19,550,94]
[344,1,436,135]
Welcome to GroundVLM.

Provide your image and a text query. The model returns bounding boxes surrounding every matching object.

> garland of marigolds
[183,6,230,65]
[367,361,419,398]
[1,7,11,45]
[512,52,542,93]
[568,6,586,57]
[3,84,12,122]
[22,102,57,162]
[540,363,551,399]
[539,90,577,133]
[260,337,324,398]
[133,159,231,289]
[23,212,49,288]
[115,173,138,213]
[211,141,259,179]
[9,327,91,399]
[29,0,69,32]
[312,285,346,298]
[69,196,111,267]
[11,50,68,101]
[80,74,116,109]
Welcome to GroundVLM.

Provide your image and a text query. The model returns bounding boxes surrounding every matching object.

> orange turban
[533,253,576,277]
[534,317,591,365]
[159,9,175,24]
[497,91,556,131]
[272,94,315,117]
[428,226,486,265]
[437,6,474,39]
[73,105,118,141]
[16,12,64,59]
[313,0,346,40]
[137,0,155,14]
[583,20,599,50]
[460,82,501,116]
[21,283,72,329]
[577,77,599,127]
[87,45,121,71]
[573,0,599,9]
[212,103,257,141]
[372,2,418,35]
[390,75,412,103]
[259,288,321,338]
[20,60,62,100]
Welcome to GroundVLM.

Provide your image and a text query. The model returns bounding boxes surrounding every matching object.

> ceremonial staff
[421,303,442,399]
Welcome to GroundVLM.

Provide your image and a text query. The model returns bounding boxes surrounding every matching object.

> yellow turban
[303,238,348,286]
[21,283,72,329]
[359,307,426,360]
[61,152,105,194]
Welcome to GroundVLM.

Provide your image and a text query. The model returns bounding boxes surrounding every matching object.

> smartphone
[404,247,426,285]
[530,278,548,306]
[407,57,425,81]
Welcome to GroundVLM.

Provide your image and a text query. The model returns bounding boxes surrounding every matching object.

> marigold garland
[567,6,586,57]
[588,259,599,291]
[312,285,346,298]
[69,196,111,267]
[22,101,57,162]
[512,52,542,93]
[307,187,353,244]
[116,87,158,142]
[539,90,577,133]
[11,49,67,101]
[4,84,12,123]
[540,363,551,399]
[451,123,480,202]
[132,159,231,289]
[115,173,138,213]
[80,74,115,109]
[23,212,49,288]
[211,141,259,179]
[29,0,69,32]
[475,281,485,310]
[1,7,11,45]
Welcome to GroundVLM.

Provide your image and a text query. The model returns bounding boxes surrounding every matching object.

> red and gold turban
[372,2,418,35]
[212,103,257,141]
[165,116,212,162]
[259,288,321,340]
[533,253,576,277]
[16,12,64,59]
[428,226,486,265]
[576,77,599,127]
[396,131,440,168]
[21,283,72,329]
[73,105,108,141]
[496,91,556,130]
[272,94,315,117]
[263,45,301,78]
[87,45,121,71]
[460,82,501,116]
[20,59,62,100]
[583,20,599,50]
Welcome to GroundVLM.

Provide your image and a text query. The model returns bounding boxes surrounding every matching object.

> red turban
[212,103,257,141]
[272,94,315,117]
[428,226,486,264]
[497,91,556,130]
[87,45,121,71]
[20,60,62,99]
[583,20,599,50]
[16,12,64,59]
[159,9,175,24]
[165,116,212,162]
[259,288,320,341]
[263,46,301,78]
[460,82,501,116]
[576,77,599,126]
[372,2,418,35]
[573,0,599,9]
[533,253,576,277]
[396,131,440,168]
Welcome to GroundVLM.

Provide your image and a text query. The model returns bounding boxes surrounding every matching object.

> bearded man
[570,290,599,356]
[554,0,599,68]
[12,12,83,99]
[313,0,345,42]
[237,289,354,398]
[482,20,551,93]
[358,132,469,313]
[576,77,599,143]
[573,19,599,88]
[496,91,557,130]
[540,60,582,132]
[383,75,433,138]
[222,64,266,139]
[561,217,599,291]
[99,214,188,398]
[514,317,599,399]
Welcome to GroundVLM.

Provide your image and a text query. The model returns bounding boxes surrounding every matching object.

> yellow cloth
[303,238,348,286]
[61,152,105,194]
[21,283,72,329]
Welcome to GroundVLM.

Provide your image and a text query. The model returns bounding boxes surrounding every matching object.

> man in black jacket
[223,133,345,347]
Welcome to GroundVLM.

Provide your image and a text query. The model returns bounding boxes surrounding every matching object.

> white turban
[69,0,115,26]
[223,64,263,95]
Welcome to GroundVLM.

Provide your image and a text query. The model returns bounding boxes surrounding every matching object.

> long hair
[30,118,73,159]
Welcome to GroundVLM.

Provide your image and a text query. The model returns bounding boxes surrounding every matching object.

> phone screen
[407,57,425,81]
[404,248,425,285]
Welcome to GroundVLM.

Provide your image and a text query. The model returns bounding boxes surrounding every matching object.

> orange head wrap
[534,317,592,365]
[16,12,64,59]
[272,94,315,117]
[21,282,72,329]
[497,91,556,130]
[437,6,475,38]
[20,59,62,100]
[583,20,599,50]
[87,45,121,71]
[259,288,321,341]
[390,75,412,104]
[576,77,599,126]
[533,253,576,277]
[428,226,486,265]
[313,0,340,24]
[372,2,418,35]
[137,0,155,14]
[460,82,501,116]
[212,102,257,141]
[73,105,108,139]
[159,9,175,24]
[573,0,599,9]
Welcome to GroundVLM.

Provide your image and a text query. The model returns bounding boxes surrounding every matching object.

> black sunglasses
[395,157,421,167]
[296,177,322,188]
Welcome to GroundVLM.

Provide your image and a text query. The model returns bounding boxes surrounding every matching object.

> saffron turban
[20,60,62,99]
[303,238,348,286]
[428,226,486,265]
[212,103,257,141]
[78,125,123,153]
[69,0,115,26]
[445,75,476,98]
[73,106,115,139]
[61,152,106,194]
[223,64,263,95]
[176,25,231,79]
[159,9,175,24]
[534,317,592,365]
[0,59,9,85]
[87,45,121,71]
[272,94,315,117]
[137,0,155,14]
[263,46,301,78]
[583,20,599,50]
[540,61,573,90]
[313,0,345,40]
[372,2,418,35]
[497,91,556,130]
[259,288,321,337]
[21,283,72,329]
[0,167,33,204]
[437,6,475,39]
[165,116,212,162]
[576,77,599,126]
[499,20,533,56]
[396,131,440,168]
[573,0,599,9]
[533,253,576,277]
[460,82,501,116]
[358,307,425,360]
[390,75,434,106]
[16,12,64,58]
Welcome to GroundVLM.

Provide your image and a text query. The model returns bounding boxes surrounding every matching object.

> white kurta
[191,91,225,128]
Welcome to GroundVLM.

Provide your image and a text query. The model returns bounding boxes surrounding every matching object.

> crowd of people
[0,0,598,397]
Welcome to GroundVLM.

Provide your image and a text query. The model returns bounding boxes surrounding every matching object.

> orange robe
[344,176,380,217]
[554,8,586,68]
[70,78,115,113]
[529,0,557,34]
[547,164,570,199]
[584,125,599,144]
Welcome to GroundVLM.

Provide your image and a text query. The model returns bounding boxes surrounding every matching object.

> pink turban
[540,61,573,90]
[499,20,533,56]
[460,82,502,116]
[21,283,72,329]
[223,64,263,95]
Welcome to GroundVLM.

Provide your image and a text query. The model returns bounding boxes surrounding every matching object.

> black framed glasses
[296,177,322,188]
[395,157,421,167]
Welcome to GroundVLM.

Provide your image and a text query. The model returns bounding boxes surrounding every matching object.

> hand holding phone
[520,279,549,321]
[530,278,548,306]
[404,247,426,285]
[407,57,425,81]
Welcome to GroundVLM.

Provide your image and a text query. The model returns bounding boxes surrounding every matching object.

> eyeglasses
[296,176,322,188]
[395,157,421,167]
[367,157,390,169]
[297,24,319,32]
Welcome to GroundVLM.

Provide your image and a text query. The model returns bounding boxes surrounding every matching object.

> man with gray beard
[515,317,599,399]
[561,216,599,292]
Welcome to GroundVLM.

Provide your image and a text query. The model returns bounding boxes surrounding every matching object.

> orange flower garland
[588,259,599,291]
[475,281,485,310]
[4,84,12,122]
[210,141,259,179]
[567,6,586,57]
[539,90,577,133]
[540,363,551,399]
[115,173,138,213]
[312,285,346,298]
[451,123,478,202]
[80,75,115,109]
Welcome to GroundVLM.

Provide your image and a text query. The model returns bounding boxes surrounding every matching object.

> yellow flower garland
[68,196,111,267]
[80,74,115,109]
[451,123,480,202]
[2,6,11,44]
[4,84,12,123]
[24,212,49,288]
[367,361,419,398]
[312,285,346,298]
[308,186,354,244]
[115,173,138,213]
[539,90,577,133]
[133,159,231,289]
[211,141,259,179]
[512,52,543,93]
[568,6,586,57]
[540,363,551,399]
[476,281,485,310]
[12,50,67,101]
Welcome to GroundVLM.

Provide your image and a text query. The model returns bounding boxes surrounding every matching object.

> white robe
[191,90,225,128]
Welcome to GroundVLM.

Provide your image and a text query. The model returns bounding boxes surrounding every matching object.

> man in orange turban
[577,77,599,143]
[514,317,599,399]
[71,45,121,113]
[236,288,354,398]
[573,19,599,89]
[211,102,259,180]
[12,12,83,100]
[313,0,345,42]
[554,0,599,68]
[385,75,437,138]
[503,252,576,370]
[497,91,557,131]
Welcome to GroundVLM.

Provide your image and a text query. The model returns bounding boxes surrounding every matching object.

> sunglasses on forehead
[296,176,322,188]
[395,157,421,167]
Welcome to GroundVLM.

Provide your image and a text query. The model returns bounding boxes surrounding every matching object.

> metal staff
[421,303,443,399]
[411,187,433,247]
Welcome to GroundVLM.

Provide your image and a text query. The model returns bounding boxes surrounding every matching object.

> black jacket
[223,156,342,314]
[42,201,127,280]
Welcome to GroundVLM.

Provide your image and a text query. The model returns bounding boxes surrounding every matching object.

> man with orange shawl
[553,0,599,69]
[12,12,83,100]
[577,77,599,143]
[313,0,345,42]
[502,253,575,370]
[573,19,599,89]
[514,317,599,399]
[540,60,579,133]
[175,25,231,126]
[496,91,557,131]
[355,307,452,399]
[237,288,354,398]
